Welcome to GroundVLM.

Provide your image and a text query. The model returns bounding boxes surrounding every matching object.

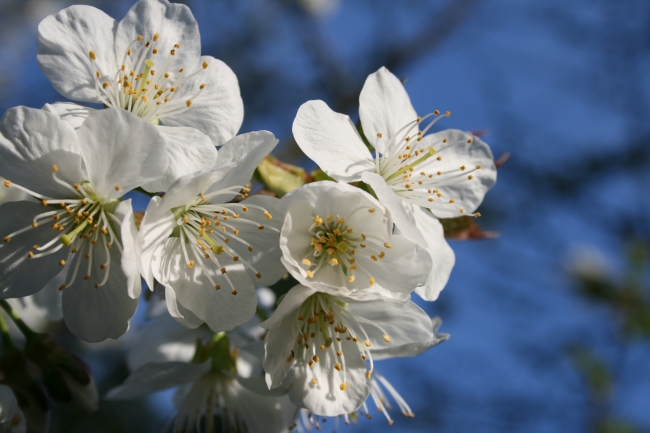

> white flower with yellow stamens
[278,181,432,300]
[292,67,497,301]
[0,106,167,342]
[37,0,243,191]
[261,284,436,417]
[139,131,286,332]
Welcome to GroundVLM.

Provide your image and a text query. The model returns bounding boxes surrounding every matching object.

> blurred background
[1,0,649,431]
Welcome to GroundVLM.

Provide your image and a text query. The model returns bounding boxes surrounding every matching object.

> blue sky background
[1,0,649,432]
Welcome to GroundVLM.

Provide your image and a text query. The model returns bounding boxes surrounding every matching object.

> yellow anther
[137,35,143,41]
[340,383,348,391]
[27,251,34,258]
[302,259,311,266]
[434,110,440,115]
[306,270,314,278]
[437,156,442,161]
[231,290,238,295]
[366,370,372,379]
[186,100,192,108]
[83,275,91,280]
[437,171,442,176]
[449,199,455,203]
[202,61,209,69]
[329,258,339,266]
[468,175,474,180]
[377,132,383,138]
[460,165,466,171]
[200,83,207,89]
[220,267,227,274]
[170,49,176,55]
[459,208,465,214]
[445,111,451,117]
[313,355,320,362]
[248,246,253,252]
[476,164,482,169]
[59,284,66,291]
[336,350,342,356]
[383,335,391,342]
[428,198,434,202]
[368,208,376,213]
[287,351,294,362]
[348,275,355,282]
[100,264,106,270]
[467,138,473,143]
[89,51,97,60]
[153,32,159,41]
[474,212,482,218]
[114,185,122,191]
[187,260,195,269]
[263,211,272,219]
[364,340,372,347]
[369,277,375,285]
[215,285,221,290]
[311,378,317,385]
[334,362,342,371]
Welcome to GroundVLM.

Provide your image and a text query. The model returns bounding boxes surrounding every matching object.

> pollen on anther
[31,222,38,228]
[231,290,238,295]
[202,61,209,69]
[27,251,34,258]
[51,164,59,172]
[383,334,391,342]
[102,82,110,89]
[340,383,348,391]
[311,378,317,385]
[221,268,227,274]
[368,208,376,213]
[468,175,474,180]
[459,208,465,214]
[377,132,383,138]
[3,180,10,188]
[89,51,97,60]
[114,185,122,191]
[302,259,311,266]
[474,212,482,218]
[256,272,262,279]
[59,284,66,291]
[186,100,192,108]
[369,277,375,285]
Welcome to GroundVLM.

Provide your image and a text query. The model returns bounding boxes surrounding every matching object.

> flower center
[374,111,483,216]
[286,292,392,392]
[89,32,209,124]
[2,165,123,290]
[171,186,277,294]
[301,210,392,286]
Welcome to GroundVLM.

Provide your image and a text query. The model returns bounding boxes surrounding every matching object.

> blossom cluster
[0,0,497,431]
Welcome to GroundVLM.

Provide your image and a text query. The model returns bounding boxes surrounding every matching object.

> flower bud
[256,155,308,197]
[24,334,97,413]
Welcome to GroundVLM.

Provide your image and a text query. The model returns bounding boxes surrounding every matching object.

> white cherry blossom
[107,319,297,433]
[37,0,243,191]
[0,107,167,342]
[261,284,436,417]
[139,131,286,332]
[278,181,432,300]
[292,67,497,300]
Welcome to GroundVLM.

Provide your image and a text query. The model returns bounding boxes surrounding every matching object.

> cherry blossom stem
[0,311,13,348]
[0,300,36,340]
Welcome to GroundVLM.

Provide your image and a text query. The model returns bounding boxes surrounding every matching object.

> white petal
[409,206,455,301]
[370,316,449,361]
[7,267,65,327]
[0,202,69,298]
[208,131,279,202]
[360,171,422,241]
[293,100,374,182]
[0,384,19,423]
[77,108,168,200]
[346,297,434,360]
[420,130,497,218]
[230,195,285,286]
[62,239,139,342]
[41,102,95,130]
[229,381,298,433]
[114,200,141,299]
[0,106,83,198]
[262,300,303,389]
[114,0,200,71]
[153,238,257,332]
[127,315,210,370]
[140,126,217,193]
[37,5,118,102]
[359,67,418,156]
[164,284,204,329]
[353,234,432,300]
[287,336,369,416]
[138,196,176,290]
[162,57,244,145]
[260,284,316,330]
[105,361,210,400]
